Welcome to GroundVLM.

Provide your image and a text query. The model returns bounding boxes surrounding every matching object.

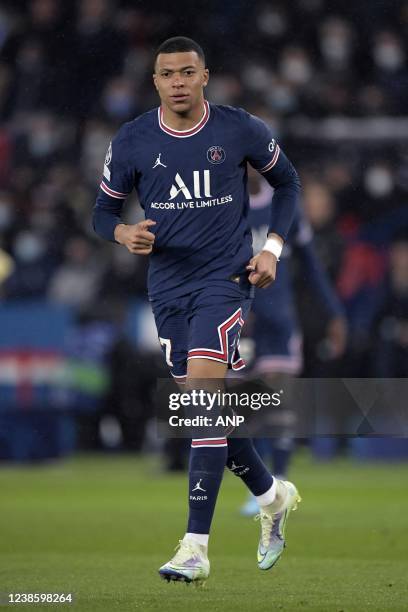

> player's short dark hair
[154,36,206,69]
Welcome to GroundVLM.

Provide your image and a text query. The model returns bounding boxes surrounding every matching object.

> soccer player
[240,170,347,516]
[93,37,301,584]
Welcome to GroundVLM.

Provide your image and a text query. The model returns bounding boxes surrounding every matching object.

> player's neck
[161,100,206,131]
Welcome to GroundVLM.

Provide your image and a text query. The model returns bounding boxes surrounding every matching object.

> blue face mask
[13,233,45,263]
[29,132,57,157]
[104,94,134,119]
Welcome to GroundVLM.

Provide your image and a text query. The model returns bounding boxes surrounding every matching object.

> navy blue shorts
[151,281,253,379]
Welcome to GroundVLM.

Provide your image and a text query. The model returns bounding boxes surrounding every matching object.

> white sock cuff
[254,478,277,507]
[184,532,209,547]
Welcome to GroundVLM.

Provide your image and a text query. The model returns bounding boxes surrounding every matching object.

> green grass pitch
[0,451,407,611]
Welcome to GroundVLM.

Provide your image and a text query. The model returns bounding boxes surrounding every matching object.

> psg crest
[207,146,226,164]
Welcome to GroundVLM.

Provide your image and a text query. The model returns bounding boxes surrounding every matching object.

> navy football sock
[227,437,273,495]
[187,438,228,534]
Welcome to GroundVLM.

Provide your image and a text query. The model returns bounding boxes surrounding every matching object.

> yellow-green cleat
[159,539,210,585]
[256,480,301,570]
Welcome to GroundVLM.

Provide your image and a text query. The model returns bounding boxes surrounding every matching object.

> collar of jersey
[158,100,210,138]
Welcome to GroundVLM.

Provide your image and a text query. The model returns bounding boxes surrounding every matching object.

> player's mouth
[170,94,189,103]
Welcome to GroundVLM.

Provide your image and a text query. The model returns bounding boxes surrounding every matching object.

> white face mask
[321,35,351,64]
[28,130,58,157]
[267,83,297,112]
[13,232,45,263]
[280,56,311,85]
[364,167,394,198]
[373,42,404,71]
[256,8,287,37]
[243,64,272,93]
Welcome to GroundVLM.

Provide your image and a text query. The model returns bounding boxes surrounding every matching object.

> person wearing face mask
[319,17,354,72]
[101,77,138,121]
[373,31,406,73]
[3,230,55,299]
[372,31,408,114]
[361,162,404,222]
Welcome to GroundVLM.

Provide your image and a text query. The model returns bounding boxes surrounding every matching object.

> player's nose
[172,73,185,87]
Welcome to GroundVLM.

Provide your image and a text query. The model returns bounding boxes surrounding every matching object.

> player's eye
[161,72,171,78]
[184,70,195,76]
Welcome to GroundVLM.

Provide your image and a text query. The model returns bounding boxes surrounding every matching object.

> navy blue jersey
[93,102,300,300]
[249,181,343,320]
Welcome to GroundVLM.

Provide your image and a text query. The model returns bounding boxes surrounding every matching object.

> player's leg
[162,287,253,582]
[186,286,300,571]
[239,438,271,516]
[232,312,302,568]
[159,358,228,584]
[152,296,208,582]
[239,320,298,516]
[157,288,238,583]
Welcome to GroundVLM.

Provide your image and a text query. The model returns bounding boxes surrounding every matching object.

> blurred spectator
[1,0,74,116]
[72,0,126,118]
[0,246,14,289]
[301,181,343,280]
[296,181,345,375]
[47,235,105,309]
[3,229,55,299]
[319,17,355,73]
[98,244,148,301]
[372,31,408,114]
[359,160,404,221]
[100,76,139,122]
[372,231,408,376]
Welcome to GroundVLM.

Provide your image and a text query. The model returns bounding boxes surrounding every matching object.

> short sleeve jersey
[97,102,284,301]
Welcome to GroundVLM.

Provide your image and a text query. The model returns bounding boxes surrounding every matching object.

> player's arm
[92,127,156,255]
[244,113,301,288]
[295,216,347,358]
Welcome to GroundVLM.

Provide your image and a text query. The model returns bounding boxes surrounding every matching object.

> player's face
[153,51,209,115]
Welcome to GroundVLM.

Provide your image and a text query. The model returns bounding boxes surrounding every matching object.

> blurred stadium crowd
[0,0,407,406]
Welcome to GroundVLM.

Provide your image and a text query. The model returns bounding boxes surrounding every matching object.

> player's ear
[153,72,158,91]
[203,68,209,88]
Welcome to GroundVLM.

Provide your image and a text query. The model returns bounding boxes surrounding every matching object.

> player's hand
[246,251,278,288]
[114,220,156,255]
[325,316,348,359]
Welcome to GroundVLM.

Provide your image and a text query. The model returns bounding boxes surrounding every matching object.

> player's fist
[114,220,156,255]
[246,251,278,288]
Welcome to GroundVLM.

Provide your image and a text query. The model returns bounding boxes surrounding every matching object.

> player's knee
[187,358,228,381]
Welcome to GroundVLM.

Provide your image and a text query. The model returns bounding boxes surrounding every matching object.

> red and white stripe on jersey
[100,181,129,199]
[259,144,280,174]
[187,308,244,365]
[231,356,245,371]
[191,437,228,448]
[158,100,210,138]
